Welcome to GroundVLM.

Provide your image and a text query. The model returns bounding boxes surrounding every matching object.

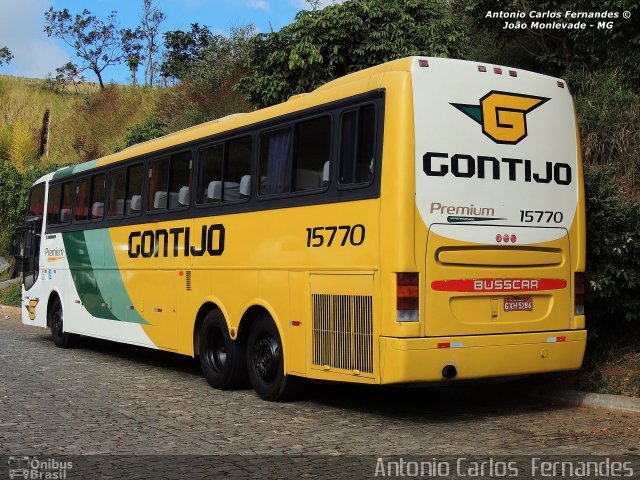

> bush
[115,115,168,152]
[0,159,56,258]
[584,165,640,343]
[568,68,640,188]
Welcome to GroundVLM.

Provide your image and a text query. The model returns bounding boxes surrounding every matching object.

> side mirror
[11,231,22,258]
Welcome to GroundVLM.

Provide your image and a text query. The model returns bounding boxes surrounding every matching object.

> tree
[54,62,87,93]
[44,8,124,89]
[161,23,215,81]
[140,0,165,87]
[157,25,254,129]
[461,0,640,84]
[122,28,145,86]
[0,47,13,66]
[236,0,470,108]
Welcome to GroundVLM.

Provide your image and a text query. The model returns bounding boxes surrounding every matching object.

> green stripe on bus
[62,231,116,320]
[52,166,75,181]
[85,229,148,325]
[62,230,149,325]
[52,159,100,181]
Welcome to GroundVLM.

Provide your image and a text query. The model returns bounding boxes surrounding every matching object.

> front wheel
[246,314,301,401]
[199,310,247,389]
[49,298,77,348]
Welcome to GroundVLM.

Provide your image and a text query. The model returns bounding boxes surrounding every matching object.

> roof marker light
[494,67,502,74]
[419,59,429,68]
[478,65,487,72]
[509,70,517,77]
[557,81,565,88]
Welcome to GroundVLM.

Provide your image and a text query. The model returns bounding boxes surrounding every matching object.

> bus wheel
[199,310,247,390]
[246,314,301,401]
[49,298,77,348]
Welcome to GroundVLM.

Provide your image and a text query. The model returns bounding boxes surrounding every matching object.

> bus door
[13,219,42,291]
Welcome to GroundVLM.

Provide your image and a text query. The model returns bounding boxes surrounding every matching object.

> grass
[0,75,159,167]
[0,281,21,307]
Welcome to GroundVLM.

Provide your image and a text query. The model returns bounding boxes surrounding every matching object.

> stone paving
[1,306,638,469]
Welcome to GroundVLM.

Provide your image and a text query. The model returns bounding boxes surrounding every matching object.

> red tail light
[397,273,419,322]
[574,272,585,315]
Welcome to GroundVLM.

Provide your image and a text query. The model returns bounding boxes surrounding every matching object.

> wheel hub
[254,336,279,383]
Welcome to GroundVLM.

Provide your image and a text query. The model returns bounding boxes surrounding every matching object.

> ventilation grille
[312,294,373,374]
[185,271,192,291]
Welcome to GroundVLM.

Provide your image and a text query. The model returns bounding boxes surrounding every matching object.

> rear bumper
[379,330,586,384]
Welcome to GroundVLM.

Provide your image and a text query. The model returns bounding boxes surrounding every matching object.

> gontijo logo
[451,91,549,144]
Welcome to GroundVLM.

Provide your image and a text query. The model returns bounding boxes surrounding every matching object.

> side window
[339,105,376,186]
[259,117,331,196]
[197,138,251,204]
[294,116,331,192]
[168,151,191,209]
[259,127,293,195]
[47,184,61,225]
[197,144,224,204]
[60,181,73,224]
[108,168,126,217]
[148,157,170,210]
[224,136,252,201]
[90,173,105,220]
[27,183,45,218]
[75,178,90,222]
[126,164,144,215]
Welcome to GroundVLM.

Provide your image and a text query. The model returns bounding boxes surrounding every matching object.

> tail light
[397,273,419,322]
[574,272,585,315]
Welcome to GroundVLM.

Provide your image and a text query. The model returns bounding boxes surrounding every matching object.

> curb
[535,388,640,413]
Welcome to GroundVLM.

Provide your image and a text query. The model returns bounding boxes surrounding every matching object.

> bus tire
[199,310,247,390]
[49,297,77,348]
[246,313,302,401]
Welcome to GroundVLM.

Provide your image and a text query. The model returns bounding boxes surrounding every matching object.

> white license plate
[504,297,533,312]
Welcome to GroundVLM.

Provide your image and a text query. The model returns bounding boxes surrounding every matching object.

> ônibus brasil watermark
[484,10,632,30]
[7,457,72,480]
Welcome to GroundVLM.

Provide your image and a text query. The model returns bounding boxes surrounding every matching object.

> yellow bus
[12,57,586,401]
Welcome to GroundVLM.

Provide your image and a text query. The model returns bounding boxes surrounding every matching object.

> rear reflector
[438,342,463,349]
[397,273,419,322]
[574,272,585,315]
[546,336,567,343]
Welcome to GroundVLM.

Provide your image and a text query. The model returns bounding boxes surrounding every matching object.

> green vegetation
[0,281,21,307]
[236,0,470,108]
[116,114,168,151]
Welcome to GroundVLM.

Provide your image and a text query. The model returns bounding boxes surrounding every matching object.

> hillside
[0,75,159,169]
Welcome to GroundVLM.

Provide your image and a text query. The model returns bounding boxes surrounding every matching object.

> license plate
[504,297,533,312]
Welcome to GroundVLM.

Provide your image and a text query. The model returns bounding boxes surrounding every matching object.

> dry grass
[0,75,159,166]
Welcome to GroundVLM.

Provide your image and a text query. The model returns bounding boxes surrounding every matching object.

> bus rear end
[380,57,586,383]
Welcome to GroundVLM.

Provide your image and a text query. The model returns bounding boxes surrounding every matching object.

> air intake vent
[312,294,373,374]
[185,271,192,291]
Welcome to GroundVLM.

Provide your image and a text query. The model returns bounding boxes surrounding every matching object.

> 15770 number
[520,210,563,223]
[306,225,365,247]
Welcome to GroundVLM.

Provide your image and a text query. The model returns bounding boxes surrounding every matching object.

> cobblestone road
[1,307,638,462]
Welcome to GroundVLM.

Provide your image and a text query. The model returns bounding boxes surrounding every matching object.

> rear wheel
[199,310,247,389]
[246,314,301,401]
[49,298,77,348]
